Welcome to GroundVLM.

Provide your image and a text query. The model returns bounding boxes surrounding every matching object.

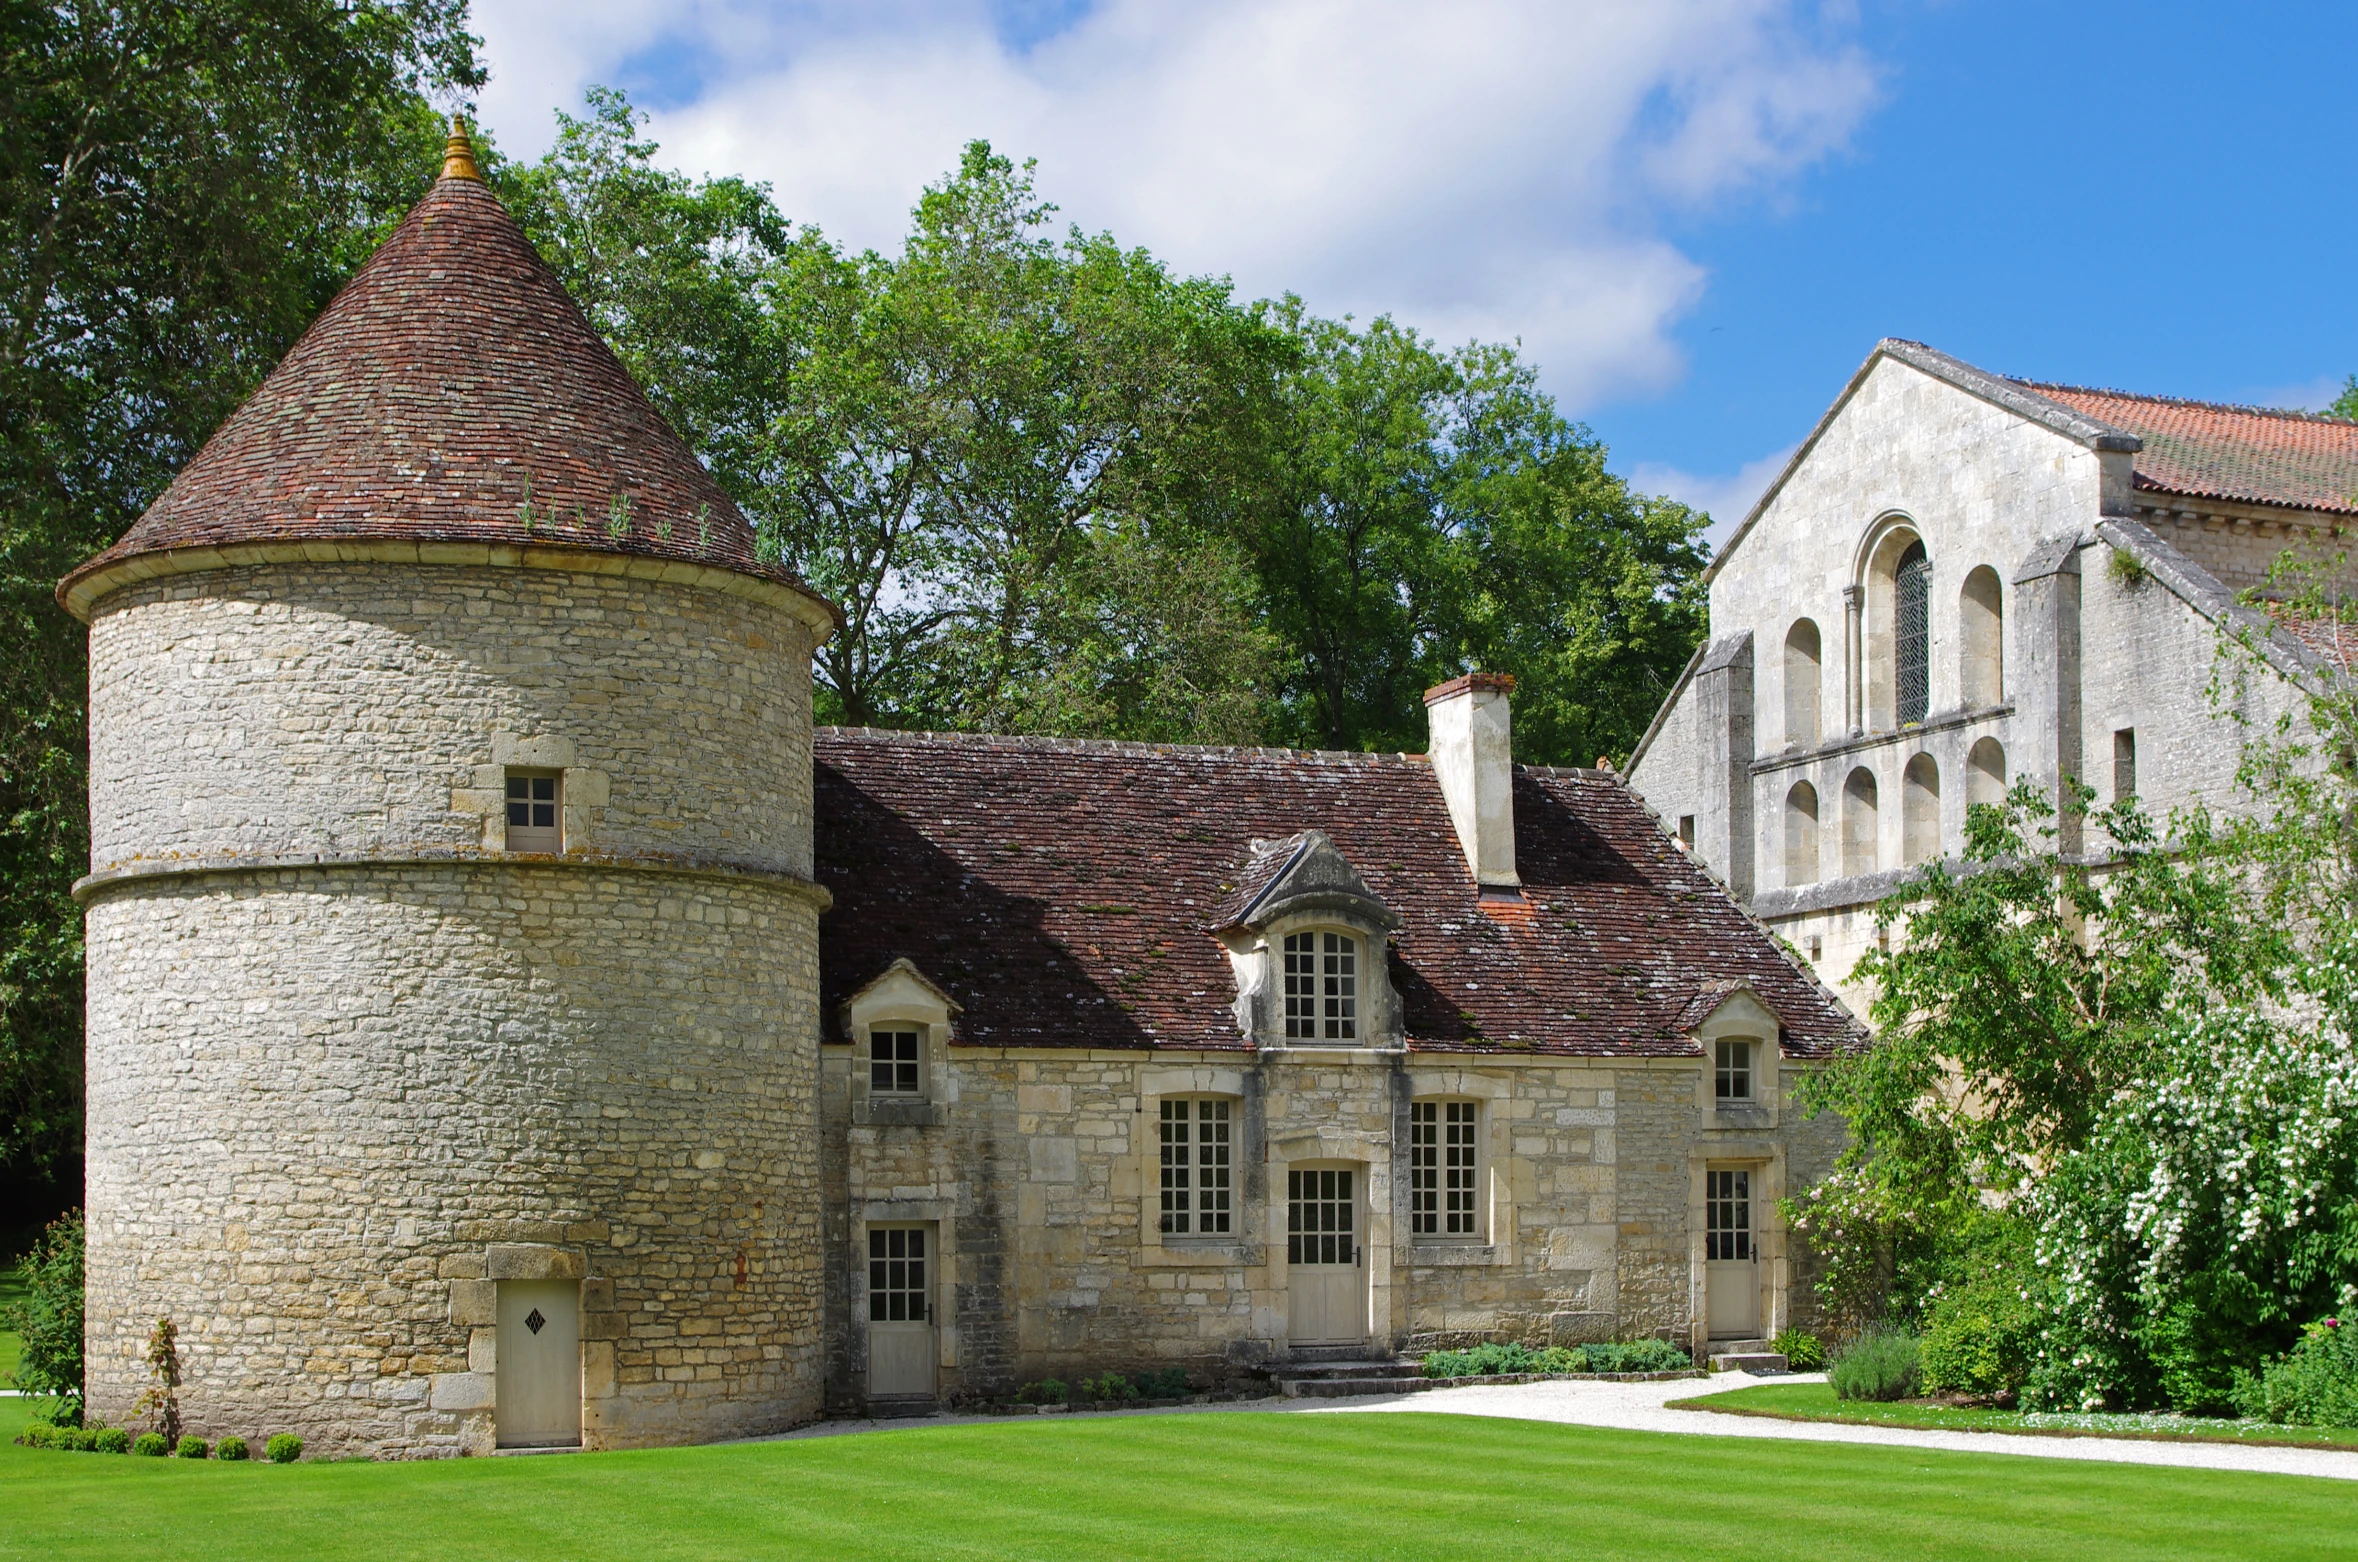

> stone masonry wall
[81,559,828,1457]
[824,1046,1841,1401]
[85,562,818,877]
[83,864,825,1457]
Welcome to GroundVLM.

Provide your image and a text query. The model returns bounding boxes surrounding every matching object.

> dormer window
[870,1030,921,1095]
[1283,931,1357,1041]
[1715,1039,1755,1102]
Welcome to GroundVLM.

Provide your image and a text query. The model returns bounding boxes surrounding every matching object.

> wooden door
[495,1279,581,1448]
[1705,1167,1760,1339]
[1287,1165,1365,1345]
[866,1225,937,1399]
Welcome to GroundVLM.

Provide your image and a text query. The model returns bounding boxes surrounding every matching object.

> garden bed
[1671,1381,2358,1449]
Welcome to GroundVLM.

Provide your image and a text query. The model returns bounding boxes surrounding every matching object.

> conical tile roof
[61,163,833,626]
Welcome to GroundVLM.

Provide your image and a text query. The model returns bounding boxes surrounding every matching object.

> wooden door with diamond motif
[496,1279,581,1448]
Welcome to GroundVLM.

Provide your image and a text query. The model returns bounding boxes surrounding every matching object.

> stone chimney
[1423,672,1519,892]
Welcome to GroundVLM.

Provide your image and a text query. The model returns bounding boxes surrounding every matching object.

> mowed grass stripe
[4,1400,2353,1561]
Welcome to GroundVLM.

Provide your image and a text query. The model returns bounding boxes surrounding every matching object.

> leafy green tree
[2326,376,2358,422]
[1247,308,1708,759]
[0,0,482,1183]
[4,1210,84,1420]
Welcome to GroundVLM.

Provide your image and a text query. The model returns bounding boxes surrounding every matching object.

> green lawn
[1675,1380,2358,1449]
[2,1398,2355,1560]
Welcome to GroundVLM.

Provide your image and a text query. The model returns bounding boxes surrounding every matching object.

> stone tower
[62,127,838,1457]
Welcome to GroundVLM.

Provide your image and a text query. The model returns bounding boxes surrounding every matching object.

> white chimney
[1423,673,1519,891]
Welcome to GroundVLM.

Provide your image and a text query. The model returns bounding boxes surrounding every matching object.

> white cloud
[1626,443,1798,554]
[2251,375,2351,415]
[470,0,1878,409]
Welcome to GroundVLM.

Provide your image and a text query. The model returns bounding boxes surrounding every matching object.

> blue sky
[469,0,2356,539]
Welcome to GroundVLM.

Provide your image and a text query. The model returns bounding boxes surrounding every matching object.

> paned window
[1706,1169,1752,1261]
[1282,931,1357,1040]
[869,1030,920,1095]
[1895,540,1931,726]
[1714,1039,1755,1103]
[1287,1168,1355,1265]
[1158,1098,1232,1236]
[1410,1101,1480,1237]
[505,769,561,853]
[867,1227,927,1321]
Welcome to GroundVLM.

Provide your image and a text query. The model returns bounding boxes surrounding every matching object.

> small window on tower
[2114,728,2137,802]
[1678,816,1696,851]
[505,769,562,853]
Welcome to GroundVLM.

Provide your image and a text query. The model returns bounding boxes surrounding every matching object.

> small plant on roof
[517,476,535,532]
[696,503,713,551]
[607,492,633,539]
[653,508,673,542]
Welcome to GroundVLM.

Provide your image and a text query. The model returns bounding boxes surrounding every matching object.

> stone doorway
[865,1224,937,1400]
[1286,1163,1366,1346]
[495,1279,582,1449]
[1704,1165,1761,1340]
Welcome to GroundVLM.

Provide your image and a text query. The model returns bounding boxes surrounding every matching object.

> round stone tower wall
[80,552,829,1456]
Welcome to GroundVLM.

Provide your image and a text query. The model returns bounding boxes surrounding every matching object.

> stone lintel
[486,1243,586,1281]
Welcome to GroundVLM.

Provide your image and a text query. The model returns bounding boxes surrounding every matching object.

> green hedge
[1421,1339,1692,1378]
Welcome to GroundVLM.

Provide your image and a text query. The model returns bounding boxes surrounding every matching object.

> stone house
[67,127,1853,1459]
[1628,339,2357,1011]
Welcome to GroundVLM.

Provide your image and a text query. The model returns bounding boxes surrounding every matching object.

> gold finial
[441,115,481,182]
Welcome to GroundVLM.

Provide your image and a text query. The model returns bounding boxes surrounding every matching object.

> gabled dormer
[1208,831,1404,1050]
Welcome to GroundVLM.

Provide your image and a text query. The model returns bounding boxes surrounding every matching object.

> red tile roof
[60,173,831,615]
[813,729,1856,1058]
[2023,383,2358,517]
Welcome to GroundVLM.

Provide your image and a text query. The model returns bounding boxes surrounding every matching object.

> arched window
[1785,781,1819,887]
[1902,753,1940,865]
[1960,566,2003,707]
[1895,540,1931,725]
[1861,521,1926,730]
[1842,767,1879,877]
[1784,619,1822,748]
[1967,736,2006,810]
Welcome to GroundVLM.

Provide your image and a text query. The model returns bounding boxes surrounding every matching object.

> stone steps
[1271,1357,1431,1399]
[1707,1349,1789,1374]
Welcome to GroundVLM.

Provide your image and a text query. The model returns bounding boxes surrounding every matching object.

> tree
[2327,376,2358,422]
[1246,308,1709,758]
[507,103,1710,762]
[0,2,483,1183]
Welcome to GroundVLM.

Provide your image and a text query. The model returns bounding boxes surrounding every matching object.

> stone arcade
[1629,339,2358,1012]
[71,131,1852,1457]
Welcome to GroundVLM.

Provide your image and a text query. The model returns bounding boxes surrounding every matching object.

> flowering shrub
[2233,1317,2358,1426]
[2022,1008,2358,1413]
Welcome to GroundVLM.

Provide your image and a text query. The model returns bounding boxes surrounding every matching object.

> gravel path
[777,1372,2358,1481]
[1294,1371,2358,1482]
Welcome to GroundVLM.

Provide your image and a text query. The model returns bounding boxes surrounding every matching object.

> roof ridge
[814,726,1430,766]
[2019,378,2358,427]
